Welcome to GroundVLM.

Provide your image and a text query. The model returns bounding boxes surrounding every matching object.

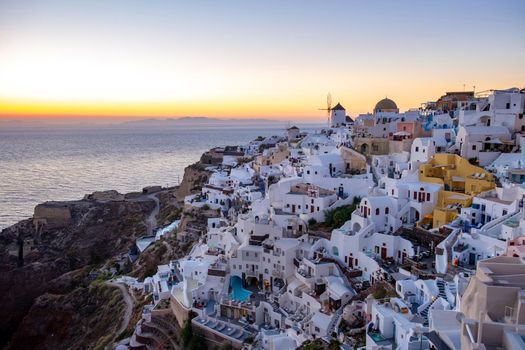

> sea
[0,121,323,229]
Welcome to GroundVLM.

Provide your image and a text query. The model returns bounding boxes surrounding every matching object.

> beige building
[253,142,290,172]
[459,256,525,350]
[353,137,390,156]
[340,146,367,174]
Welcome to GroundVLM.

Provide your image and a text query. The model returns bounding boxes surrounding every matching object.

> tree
[188,334,205,350]
[180,319,193,347]
[328,339,341,350]
[218,343,233,350]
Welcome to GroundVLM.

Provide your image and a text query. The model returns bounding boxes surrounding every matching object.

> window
[426,193,430,201]
[376,208,380,215]
[385,207,389,214]
[306,170,310,174]
[415,147,419,152]
[472,145,477,151]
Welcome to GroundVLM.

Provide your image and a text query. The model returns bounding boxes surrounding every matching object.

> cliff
[0,154,213,349]
[175,150,219,200]
[0,191,156,349]
[8,281,125,349]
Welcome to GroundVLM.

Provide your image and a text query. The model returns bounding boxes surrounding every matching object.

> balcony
[453,242,469,253]
[271,269,283,278]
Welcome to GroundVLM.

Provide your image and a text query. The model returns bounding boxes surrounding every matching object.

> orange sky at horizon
[1,80,523,121]
[1,1,524,121]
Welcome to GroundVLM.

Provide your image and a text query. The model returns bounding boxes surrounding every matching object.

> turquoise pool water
[229,276,252,302]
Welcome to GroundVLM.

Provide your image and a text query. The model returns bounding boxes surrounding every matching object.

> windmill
[318,93,332,127]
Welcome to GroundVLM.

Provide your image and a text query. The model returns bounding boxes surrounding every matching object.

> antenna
[318,92,332,127]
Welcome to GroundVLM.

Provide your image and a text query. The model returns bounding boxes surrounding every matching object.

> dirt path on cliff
[145,194,159,235]
[107,281,133,341]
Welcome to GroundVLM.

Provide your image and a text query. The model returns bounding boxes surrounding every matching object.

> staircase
[419,302,432,320]
[327,307,344,336]
[436,279,447,299]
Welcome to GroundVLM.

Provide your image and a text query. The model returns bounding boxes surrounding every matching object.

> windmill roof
[332,103,345,110]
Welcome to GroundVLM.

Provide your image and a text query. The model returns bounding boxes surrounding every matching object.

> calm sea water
[0,122,322,229]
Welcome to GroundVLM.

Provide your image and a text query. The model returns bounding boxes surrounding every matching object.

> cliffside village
[119,88,525,350]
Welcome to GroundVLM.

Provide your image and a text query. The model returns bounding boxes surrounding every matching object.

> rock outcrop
[0,192,155,348]
[1,152,211,349]
[175,162,212,200]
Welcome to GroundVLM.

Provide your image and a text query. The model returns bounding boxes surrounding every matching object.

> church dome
[374,98,398,112]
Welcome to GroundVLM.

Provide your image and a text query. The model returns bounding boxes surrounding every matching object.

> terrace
[367,330,395,348]
[193,314,256,343]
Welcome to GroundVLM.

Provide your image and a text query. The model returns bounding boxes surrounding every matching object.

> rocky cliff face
[1,156,210,349]
[8,281,124,350]
[0,192,155,349]
[175,162,211,201]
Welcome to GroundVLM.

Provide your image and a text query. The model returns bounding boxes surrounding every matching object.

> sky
[0,0,524,121]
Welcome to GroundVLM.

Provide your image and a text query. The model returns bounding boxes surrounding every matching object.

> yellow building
[418,154,495,228]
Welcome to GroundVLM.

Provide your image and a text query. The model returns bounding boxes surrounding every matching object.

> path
[145,194,160,235]
[107,281,134,341]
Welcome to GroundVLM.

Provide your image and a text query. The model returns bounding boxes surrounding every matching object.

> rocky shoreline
[0,150,216,349]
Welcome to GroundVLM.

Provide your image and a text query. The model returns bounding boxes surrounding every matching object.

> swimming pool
[229,276,252,302]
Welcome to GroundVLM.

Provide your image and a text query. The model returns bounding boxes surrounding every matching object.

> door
[469,253,476,265]
[348,257,353,268]
[381,247,387,260]
[292,204,296,213]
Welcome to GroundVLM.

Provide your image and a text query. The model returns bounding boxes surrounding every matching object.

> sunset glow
[1,0,524,120]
